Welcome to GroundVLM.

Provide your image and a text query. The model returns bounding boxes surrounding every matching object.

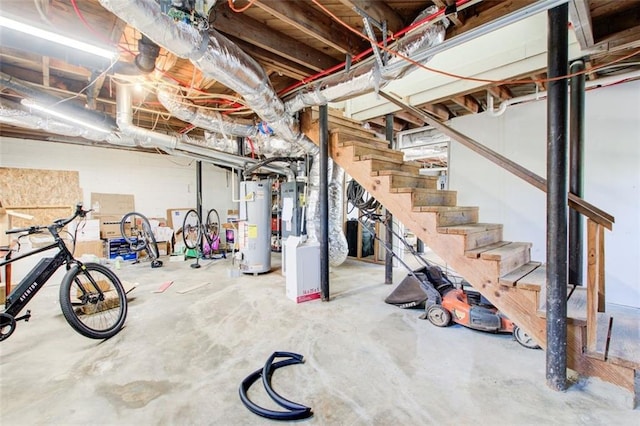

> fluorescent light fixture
[0,15,118,61]
[21,99,112,134]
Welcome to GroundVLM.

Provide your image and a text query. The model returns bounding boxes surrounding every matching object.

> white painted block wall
[448,80,640,308]
[0,138,238,224]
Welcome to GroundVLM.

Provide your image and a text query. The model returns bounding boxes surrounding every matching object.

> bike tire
[59,262,128,340]
[182,209,202,250]
[141,215,160,260]
[120,212,147,250]
[205,208,221,252]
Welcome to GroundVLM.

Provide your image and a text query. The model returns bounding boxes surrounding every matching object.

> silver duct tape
[284,6,447,114]
[329,163,348,266]
[157,89,256,137]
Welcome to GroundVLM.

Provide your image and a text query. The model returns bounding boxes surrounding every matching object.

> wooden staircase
[301,110,639,405]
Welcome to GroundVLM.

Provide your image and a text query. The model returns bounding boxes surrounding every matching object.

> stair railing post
[546,2,569,392]
[385,113,394,284]
[586,219,605,352]
[569,60,585,287]
[320,104,330,301]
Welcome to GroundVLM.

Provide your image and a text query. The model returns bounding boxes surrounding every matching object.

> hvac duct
[100,0,347,265]
[0,98,125,145]
[284,6,448,115]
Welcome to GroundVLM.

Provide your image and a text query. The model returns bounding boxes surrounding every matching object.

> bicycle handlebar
[4,203,90,235]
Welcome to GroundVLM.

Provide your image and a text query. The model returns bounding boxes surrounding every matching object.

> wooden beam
[254,0,365,56]
[418,103,451,121]
[594,24,640,53]
[569,0,595,49]
[41,56,50,87]
[586,219,606,352]
[338,0,405,34]
[447,0,538,39]
[226,35,316,81]
[394,110,425,127]
[487,85,513,101]
[212,3,339,72]
[533,73,547,92]
[433,0,465,27]
[451,95,482,114]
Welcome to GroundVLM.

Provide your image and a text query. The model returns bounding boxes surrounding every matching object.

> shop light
[0,15,118,61]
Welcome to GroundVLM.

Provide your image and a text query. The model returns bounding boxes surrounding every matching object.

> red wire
[246,136,256,159]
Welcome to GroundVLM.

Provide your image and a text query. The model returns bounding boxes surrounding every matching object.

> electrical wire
[305,0,640,89]
[228,0,257,13]
[346,180,380,215]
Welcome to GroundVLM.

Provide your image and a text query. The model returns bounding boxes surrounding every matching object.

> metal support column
[569,60,585,286]
[196,160,203,220]
[320,105,330,301]
[385,113,394,284]
[546,3,569,392]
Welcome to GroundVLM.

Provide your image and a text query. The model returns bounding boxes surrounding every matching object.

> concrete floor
[1,251,637,425]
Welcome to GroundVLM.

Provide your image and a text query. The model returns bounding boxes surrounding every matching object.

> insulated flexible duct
[284,6,448,114]
[100,0,347,265]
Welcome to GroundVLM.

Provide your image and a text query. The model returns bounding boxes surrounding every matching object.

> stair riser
[495,247,531,276]
[463,228,504,251]
[412,191,457,207]
[367,159,421,175]
[331,131,388,149]
[389,174,438,190]
[435,209,479,226]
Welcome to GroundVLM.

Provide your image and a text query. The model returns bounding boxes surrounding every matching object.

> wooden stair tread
[499,261,543,286]
[388,174,438,190]
[537,286,587,324]
[606,309,640,369]
[515,265,547,290]
[372,170,426,178]
[585,309,640,369]
[465,241,510,258]
[334,136,390,151]
[480,241,532,261]
[438,223,503,235]
[413,205,478,213]
[356,153,405,163]
[330,128,387,148]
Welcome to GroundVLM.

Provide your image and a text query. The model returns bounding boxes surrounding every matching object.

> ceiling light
[21,99,112,134]
[0,15,118,61]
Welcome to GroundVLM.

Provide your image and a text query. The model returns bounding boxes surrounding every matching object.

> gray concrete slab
[1,252,637,424]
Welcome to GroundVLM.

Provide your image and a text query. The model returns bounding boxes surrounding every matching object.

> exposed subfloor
[1,251,637,424]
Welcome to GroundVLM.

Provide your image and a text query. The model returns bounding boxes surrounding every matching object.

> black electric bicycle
[182,208,225,268]
[119,211,163,268]
[0,204,128,342]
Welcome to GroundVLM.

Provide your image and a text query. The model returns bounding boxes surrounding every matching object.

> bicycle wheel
[59,262,128,340]
[120,211,147,251]
[141,215,160,260]
[182,209,202,250]
[205,209,221,252]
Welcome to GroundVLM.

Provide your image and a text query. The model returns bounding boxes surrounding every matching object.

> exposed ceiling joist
[433,0,465,27]
[254,0,365,56]
[452,95,482,114]
[419,103,451,121]
[487,85,513,101]
[212,2,338,72]
[569,0,595,49]
[338,0,405,33]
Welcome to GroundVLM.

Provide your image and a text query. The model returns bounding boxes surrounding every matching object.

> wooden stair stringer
[329,133,638,396]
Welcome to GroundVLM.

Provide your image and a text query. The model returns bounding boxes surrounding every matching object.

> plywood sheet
[0,167,81,207]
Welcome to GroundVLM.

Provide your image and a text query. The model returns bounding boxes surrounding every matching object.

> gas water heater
[238,179,272,274]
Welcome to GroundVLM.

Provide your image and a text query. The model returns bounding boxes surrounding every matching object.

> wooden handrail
[379,91,614,230]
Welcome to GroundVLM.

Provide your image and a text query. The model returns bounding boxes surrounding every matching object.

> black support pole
[546,3,569,392]
[320,104,330,301]
[385,113,394,284]
[569,60,585,287]
[196,160,203,220]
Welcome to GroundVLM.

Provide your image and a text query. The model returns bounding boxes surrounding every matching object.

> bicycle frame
[1,238,73,318]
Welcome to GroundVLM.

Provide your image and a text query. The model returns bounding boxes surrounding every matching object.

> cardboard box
[72,240,104,258]
[167,208,193,233]
[91,193,134,216]
[98,215,131,239]
[0,282,5,305]
[68,219,100,242]
[107,238,137,261]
